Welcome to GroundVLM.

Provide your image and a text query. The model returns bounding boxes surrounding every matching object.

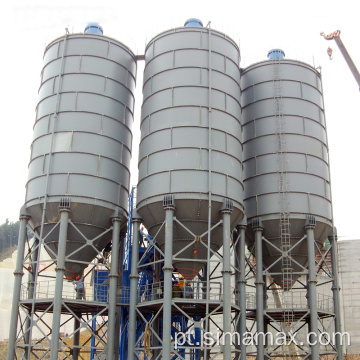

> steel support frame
[7,210,30,360]
[107,216,123,360]
[50,208,70,359]
[254,223,265,360]
[243,216,339,360]
[235,221,248,360]
[127,213,141,360]
[129,196,241,360]
[328,229,343,360]
[7,206,125,360]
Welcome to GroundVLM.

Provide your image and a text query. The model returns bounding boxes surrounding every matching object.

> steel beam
[253,219,264,360]
[153,249,162,360]
[329,228,343,360]
[106,216,122,360]
[72,292,81,360]
[221,204,233,360]
[115,231,125,358]
[334,36,360,90]
[24,235,41,359]
[162,197,175,360]
[128,213,141,360]
[306,216,319,360]
[238,222,247,360]
[50,207,70,360]
[7,210,30,360]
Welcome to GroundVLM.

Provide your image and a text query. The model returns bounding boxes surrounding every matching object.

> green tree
[0,219,20,252]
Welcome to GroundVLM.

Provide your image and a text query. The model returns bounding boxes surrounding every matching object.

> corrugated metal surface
[25,33,136,277]
[137,27,244,278]
[339,240,360,355]
[241,59,333,284]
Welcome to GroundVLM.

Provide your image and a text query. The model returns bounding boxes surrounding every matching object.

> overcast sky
[1,0,359,240]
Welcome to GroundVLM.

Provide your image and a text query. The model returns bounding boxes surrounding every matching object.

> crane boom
[321,30,360,90]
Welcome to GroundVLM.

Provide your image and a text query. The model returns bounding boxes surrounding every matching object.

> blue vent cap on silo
[184,18,203,27]
[84,23,103,35]
[267,49,285,59]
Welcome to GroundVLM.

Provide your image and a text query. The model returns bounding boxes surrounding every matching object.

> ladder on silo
[119,186,137,360]
[123,186,137,274]
[272,57,296,359]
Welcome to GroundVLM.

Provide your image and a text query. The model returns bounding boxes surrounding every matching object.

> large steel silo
[137,23,244,278]
[25,30,136,278]
[241,51,333,287]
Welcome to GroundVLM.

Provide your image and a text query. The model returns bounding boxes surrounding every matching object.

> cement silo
[25,29,136,277]
[7,25,137,360]
[239,50,341,360]
[241,50,333,286]
[137,21,244,278]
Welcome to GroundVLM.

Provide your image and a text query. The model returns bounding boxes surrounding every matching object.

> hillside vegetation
[0,219,19,261]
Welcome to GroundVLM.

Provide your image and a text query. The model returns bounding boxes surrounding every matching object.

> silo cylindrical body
[25,32,136,278]
[241,58,333,286]
[137,26,244,278]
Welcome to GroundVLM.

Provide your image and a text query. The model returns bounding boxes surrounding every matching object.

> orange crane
[321,30,360,90]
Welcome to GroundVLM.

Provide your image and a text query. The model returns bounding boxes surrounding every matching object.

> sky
[1,0,359,240]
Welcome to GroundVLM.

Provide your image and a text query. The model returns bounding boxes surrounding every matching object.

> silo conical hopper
[241,50,333,288]
[137,21,244,279]
[25,28,136,279]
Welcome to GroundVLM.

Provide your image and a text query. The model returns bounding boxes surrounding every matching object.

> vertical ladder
[123,186,137,274]
[272,58,295,359]
[119,186,137,360]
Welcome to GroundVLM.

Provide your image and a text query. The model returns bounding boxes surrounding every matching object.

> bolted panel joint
[237,216,247,230]
[19,205,30,220]
[221,198,234,213]
[328,227,338,242]
[132,209,142,223]
[252,217,263,230]
[305,215,316,229]
[59,197,71,210]
[163,194,175,209]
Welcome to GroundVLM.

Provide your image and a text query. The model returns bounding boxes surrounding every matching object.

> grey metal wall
[338,240,360,355]
[25,33,136,277]
[241,59,333,282]
[137,26,244,277]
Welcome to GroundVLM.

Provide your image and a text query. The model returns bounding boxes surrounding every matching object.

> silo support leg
[254,223,265,360]
[50,208,70,360]
[7,213,29,360]
[153,255,162,360]
[72,293,81,360]
[306,219,319,360]
[238,224,247,360]
[107,216,122,360]
[24,236,40,358]
[114,237,124,358]
[222,208,233,360]
[163,203,175,360]
[329,230,343,360]
[128,216,141,360]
